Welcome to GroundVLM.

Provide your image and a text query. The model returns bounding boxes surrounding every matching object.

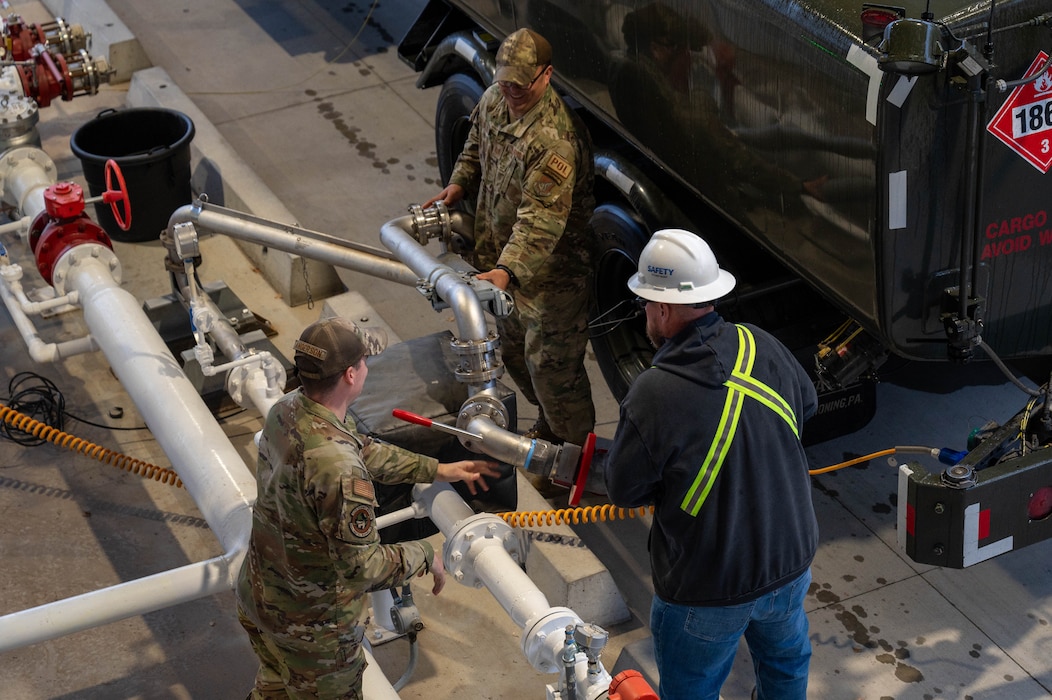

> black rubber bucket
[70,108,195,243]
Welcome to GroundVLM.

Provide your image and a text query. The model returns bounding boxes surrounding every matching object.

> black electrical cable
[0,372,154,445]
[587,299,644,339]
[1,372,66,445]
[1,372,251,444]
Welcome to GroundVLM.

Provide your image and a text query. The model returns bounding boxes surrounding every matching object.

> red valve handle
[104,158,132,231]
[568,432,597,506]
[392,408,433,427]
[393,409,485,443]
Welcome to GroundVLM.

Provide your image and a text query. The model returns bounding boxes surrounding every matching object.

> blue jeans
[650,569,812,700]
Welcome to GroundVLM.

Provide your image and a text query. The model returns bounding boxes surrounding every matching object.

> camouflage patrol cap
[495,28,553,87]
[293,317,388,380]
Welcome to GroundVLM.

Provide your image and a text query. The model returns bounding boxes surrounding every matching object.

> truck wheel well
[435,73,486,184]
[589,202,653,401]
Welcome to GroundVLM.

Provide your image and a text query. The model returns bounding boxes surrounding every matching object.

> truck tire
[589,203,653,402]
[435,73,485,184]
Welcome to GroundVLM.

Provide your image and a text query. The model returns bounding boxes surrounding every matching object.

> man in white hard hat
[604,229,819,700]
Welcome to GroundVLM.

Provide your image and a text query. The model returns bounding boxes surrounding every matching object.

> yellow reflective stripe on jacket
[726,326,799,439]
[680,325,799,516]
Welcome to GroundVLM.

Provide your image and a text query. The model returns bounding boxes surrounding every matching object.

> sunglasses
[498,64,549,91]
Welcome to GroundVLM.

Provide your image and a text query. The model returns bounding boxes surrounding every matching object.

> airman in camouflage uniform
[236,317,498,699]
[425,28,597,447]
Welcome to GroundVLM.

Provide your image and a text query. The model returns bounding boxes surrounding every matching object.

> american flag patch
[352,478,375,501]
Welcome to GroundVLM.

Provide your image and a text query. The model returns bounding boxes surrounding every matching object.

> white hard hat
[627,229,736,304]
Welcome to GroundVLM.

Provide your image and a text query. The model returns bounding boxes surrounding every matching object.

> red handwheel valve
[103,158,132,231]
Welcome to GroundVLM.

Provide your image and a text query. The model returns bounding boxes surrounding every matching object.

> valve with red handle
[28,160,130,286]
[392,408,597,505]
[101,158,132,232]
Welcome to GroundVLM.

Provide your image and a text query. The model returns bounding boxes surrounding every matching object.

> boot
[523,416,562,444]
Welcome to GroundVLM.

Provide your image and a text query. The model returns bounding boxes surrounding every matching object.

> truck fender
[415,29,496,91]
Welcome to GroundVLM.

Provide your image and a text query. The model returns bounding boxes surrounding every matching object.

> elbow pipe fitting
[381,215,490,341]
[461,413,563,477]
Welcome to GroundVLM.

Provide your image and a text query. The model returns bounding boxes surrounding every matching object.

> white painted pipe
[0,264,98,363]
[4,268,80,314]
[411,482,585,674]
[472,538,553,630]
[376,499,428,531]
[69,253,256,541]
[0,252,257,651]
[0,215,30,237]
[0,551,240,651]
[0,147,56,223]
[363,644,404,699]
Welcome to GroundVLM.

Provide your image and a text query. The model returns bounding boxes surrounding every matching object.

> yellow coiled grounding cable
[501,446,919,526]
[0,403,183,487]
[501,503,654,527]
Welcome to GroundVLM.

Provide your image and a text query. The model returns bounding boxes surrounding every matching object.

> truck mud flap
[802,378,877,446]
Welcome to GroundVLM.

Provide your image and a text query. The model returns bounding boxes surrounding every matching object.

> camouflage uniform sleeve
[497,137,578,286]
[310,446,436,589]
[360,434,439,486]
[331,473,435,590]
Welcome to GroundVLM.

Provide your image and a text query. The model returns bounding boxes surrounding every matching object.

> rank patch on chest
[544,152,573,182]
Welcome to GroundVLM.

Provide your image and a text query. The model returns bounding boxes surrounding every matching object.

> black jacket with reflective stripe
[605,312,819,606]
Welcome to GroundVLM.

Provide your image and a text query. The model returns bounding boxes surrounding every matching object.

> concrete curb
[514,472,631,628]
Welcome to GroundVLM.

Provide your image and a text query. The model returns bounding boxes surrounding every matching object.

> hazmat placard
[987,52,1052,173]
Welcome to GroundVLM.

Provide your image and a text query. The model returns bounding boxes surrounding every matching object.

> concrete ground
[0,0,1051,698]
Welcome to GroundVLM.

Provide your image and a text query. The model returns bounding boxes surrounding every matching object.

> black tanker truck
[398,0,1052,567]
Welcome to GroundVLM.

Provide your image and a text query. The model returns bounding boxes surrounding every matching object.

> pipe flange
[442,512,522,589]
[457,393,509,432]
[0,94,39,144]
[522,607,583,673]
[0,146,57,193]
[49,241,121,295]
[455,363,504,384]
[450,334,504,383]
[409,200,451,244]
[450,333,501,356]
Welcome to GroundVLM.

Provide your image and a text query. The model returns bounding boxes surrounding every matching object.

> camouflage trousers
[498,271,595,445]
[238,609,365,699]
